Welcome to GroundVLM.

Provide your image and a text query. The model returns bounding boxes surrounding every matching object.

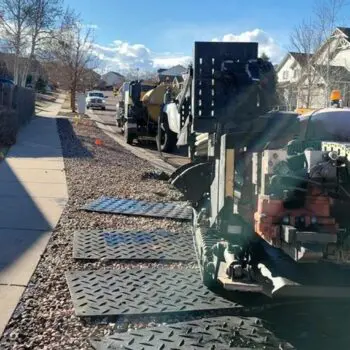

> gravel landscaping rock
[0,118,191,350]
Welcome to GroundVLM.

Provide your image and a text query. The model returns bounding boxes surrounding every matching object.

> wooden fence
[0,83,35,126]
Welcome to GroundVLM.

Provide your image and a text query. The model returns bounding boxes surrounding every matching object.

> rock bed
[0,118,193,350]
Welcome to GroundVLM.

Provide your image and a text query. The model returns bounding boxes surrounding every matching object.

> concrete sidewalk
[0,94,68,336]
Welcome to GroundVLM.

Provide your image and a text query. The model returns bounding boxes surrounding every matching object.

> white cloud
[85,24,99,30]
[92,28,283,74]
[92,40,190,73]
[213,29,283,63]
[152,55,191,68]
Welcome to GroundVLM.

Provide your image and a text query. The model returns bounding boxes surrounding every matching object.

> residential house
[277,27,350,110]
[172,75,184,90]
[44,62,100,91]
[299,27,350,108]
[100,71,125,89]
[158,65,187,83]
[276,52,310,110]
[80,69,101,91]
[0,52,48,85]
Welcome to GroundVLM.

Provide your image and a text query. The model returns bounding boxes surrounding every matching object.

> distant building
[0,52,47,85]
[158,65,187,83]
[44,62,100,91]
[172,75,185,90]
[276,52,311,110]
[100,71,125,88]
[277,27,350,109]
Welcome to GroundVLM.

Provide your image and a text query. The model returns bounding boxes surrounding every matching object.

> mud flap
[176,116,190,146]
[170,162,212,202]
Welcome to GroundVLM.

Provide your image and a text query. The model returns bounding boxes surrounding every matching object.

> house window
[293,70,299,78]
[283,71,289,79]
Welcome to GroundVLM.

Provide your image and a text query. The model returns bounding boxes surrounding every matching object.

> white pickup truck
[86,91,107,110]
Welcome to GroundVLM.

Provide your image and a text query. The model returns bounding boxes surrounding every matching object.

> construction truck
[115,79,186,152]
[169,41,350,298]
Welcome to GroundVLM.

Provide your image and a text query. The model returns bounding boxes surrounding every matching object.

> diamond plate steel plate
[90,316,294,350]
[82,196,192,220]
[66,268,241,317]
[73,229,195,262]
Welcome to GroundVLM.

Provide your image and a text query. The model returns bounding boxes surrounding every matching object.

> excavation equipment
[115,80,183,152]
[170,41,350,298]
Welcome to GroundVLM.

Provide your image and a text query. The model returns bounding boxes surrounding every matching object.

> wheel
[157,115,177,152]
[202,261,218,289]
[86,106,90,109]
[102,106,106,110]
[124,123,134,145]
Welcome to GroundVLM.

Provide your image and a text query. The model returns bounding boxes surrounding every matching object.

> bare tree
[50,9,96,111]
[19,0,62,87]
[290,0,348,108]
[0,0,32,84]
[290,19,321,108]
[314,0,347,103]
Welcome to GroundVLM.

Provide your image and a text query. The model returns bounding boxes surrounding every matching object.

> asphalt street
[86,91,190,169]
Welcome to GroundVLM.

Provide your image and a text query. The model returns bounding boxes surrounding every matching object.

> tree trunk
[13,45,20,85]
[70,86,76,112]
[21,53,33,87]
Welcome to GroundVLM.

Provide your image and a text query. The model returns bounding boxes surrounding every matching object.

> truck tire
[157,115,177,153]
[124,123,134,145]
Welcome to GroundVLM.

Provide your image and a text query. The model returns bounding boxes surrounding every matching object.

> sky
[65,0,320,73]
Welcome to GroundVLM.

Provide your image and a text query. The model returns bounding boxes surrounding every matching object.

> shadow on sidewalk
[0,116,89,283]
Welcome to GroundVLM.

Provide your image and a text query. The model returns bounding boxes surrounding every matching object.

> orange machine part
[254,193,337,247]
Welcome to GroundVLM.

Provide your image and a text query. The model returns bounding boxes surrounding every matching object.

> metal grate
[73,229,195,262]
[66,268,241,317]
[90,316,294,350]
[192,41,258,133]
[82,196,192,221]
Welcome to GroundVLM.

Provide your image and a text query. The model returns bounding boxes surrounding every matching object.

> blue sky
[65,0,320,72]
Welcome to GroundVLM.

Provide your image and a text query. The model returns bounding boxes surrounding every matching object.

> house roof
[315,65,350,82]
[337,27,350,40]
[158,65,187,77]
[289,52,312,67]
[276,51,313,73]
[102,71,125,78]
[174,75,184,83]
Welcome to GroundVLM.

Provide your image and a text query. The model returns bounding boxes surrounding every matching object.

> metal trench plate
[82,196,192,220]
[90,316,294,350]
[66,268,241,317]
[73,229,195,262]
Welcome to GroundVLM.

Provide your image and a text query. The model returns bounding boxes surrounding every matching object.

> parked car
[0,78,15,86]
[86,90,107,110]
